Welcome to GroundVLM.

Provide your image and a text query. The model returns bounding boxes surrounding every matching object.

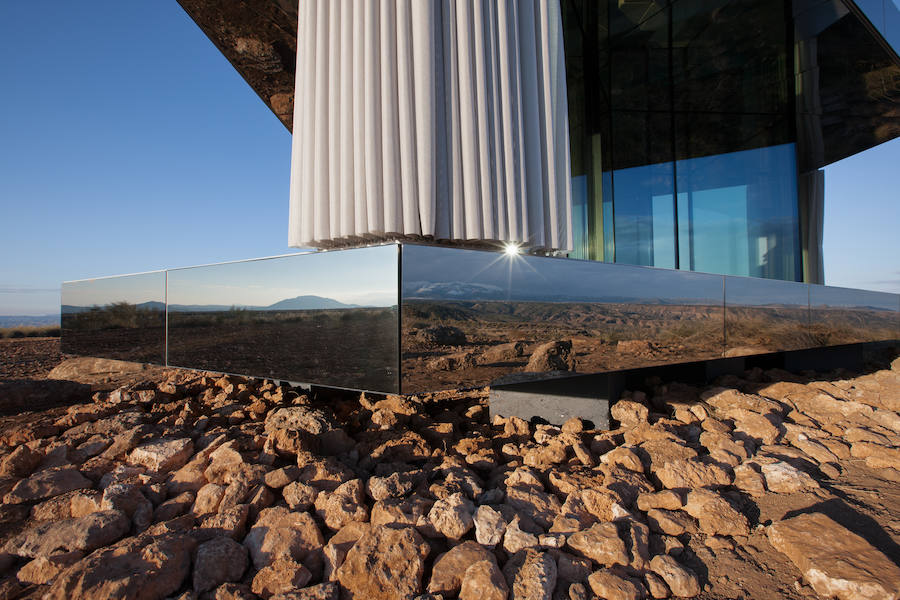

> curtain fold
[289,0,572,252]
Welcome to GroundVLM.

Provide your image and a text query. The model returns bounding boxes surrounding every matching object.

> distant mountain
[264,296,358,310]
[0,315,60,328]
[65,295,361,313]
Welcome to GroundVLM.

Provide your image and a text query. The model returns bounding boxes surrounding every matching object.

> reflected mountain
[63,295,368,314]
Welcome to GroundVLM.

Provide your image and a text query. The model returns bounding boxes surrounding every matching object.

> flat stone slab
[768,512,900,600]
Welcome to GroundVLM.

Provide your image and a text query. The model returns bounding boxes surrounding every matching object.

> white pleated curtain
[289,0,573,252]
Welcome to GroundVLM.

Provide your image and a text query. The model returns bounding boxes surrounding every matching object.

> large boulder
[4,510,130,558]
[768,513,900,600]
[243,507,324,570]
[336,525,430,600]
[4,466,91,504]
[44,525,196,600]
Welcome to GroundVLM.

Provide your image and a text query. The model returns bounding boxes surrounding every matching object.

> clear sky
[0,2,898,316]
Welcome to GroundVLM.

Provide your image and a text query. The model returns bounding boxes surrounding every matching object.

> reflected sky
[402,244,724,305]
[167,245,398,308]
[810,285,900,310]
[62,271,166,309]
[724,275,809,307]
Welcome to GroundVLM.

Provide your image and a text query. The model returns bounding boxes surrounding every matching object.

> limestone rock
[154,491,195,523]
[45,528,196,600]
[199,504,250,540]
[503,515,540,555]
[322,521,370,581]
[646,509,694,536]
[315,479,369,531]
[265,407,335,454]
[502,549,557,600]
[587,570,645,600]
[474,504,507,547]
[264,465,300,489]
[101,483,153,527]
[4,465,91,504]
[683,489,750,537]
[194,483,226,515]
[4,510,130,558]
[252,558,312,599]
[732,464,767,497]
[650,554,701,597]
[16,551,83,586]
[637,490,683,512]
[653,458,732,490]
[367,472,415,501]
[193,536,248,593]
[0,445,42,478]
[768,512,900,600]
[244,506,324,569]
[611,400,650,426]
[459,560,508,600]
[505,484,562,530]
[429,541,496,596]
[427,492,474,540]
[566,522,629,567]
[760,461,819,494]
[336,525,430,600]
[283,481,318,511]
[129,438,194,473]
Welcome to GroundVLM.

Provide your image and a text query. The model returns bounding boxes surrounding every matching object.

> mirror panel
[166,246,399,392]
[724,276,811,355]
[61,271,167,364]
[809,285,900,345]
[400,244,726,393]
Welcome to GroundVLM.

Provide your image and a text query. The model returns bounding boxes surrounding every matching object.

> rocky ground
[0,338,897,600]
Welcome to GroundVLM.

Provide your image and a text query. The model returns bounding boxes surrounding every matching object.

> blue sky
[0,2,898,316]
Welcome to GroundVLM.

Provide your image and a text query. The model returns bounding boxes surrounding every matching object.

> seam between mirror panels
[397,243,403,396]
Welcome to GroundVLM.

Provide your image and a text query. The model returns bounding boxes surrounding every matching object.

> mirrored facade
[562,0,900,283]
[61,271,166,364]
[61,244,898,394]
[724,275,812,355]
[400,244,725,393]
[809,285,900,345]
[166,246,399,392]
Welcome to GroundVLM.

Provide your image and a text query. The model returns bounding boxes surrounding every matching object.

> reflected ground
[401,300,724,393]
[168,307,398,392]
[61,303,165,364]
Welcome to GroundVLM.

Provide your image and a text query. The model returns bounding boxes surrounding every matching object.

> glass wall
[852,0,900,54]
[563,0,802,281]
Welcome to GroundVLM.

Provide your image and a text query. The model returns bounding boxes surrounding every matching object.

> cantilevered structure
[62,1,900,418]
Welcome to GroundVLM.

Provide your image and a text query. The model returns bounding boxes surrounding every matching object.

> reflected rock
[525,341,576,373]
[416,326,467,346]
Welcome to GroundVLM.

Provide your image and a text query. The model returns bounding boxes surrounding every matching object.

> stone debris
[0,359,896,599]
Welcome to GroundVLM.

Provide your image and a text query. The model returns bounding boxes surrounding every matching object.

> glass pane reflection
[809,285,900,345]
[400,244,725,393]
[167,246,399,392]
[724,276,812,355]
[61,271,166,364]
[675,143,801,281]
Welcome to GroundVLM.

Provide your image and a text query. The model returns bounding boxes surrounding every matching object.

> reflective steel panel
[400,244,725,393]
[809,285,900,345]
[166,245,399,392]
[61,271,166,364]
[724,276,811,356]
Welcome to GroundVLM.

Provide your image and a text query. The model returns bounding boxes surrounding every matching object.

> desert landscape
[0,336,897,599]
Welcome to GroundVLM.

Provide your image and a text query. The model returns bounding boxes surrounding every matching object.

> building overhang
[177,0,900,170]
